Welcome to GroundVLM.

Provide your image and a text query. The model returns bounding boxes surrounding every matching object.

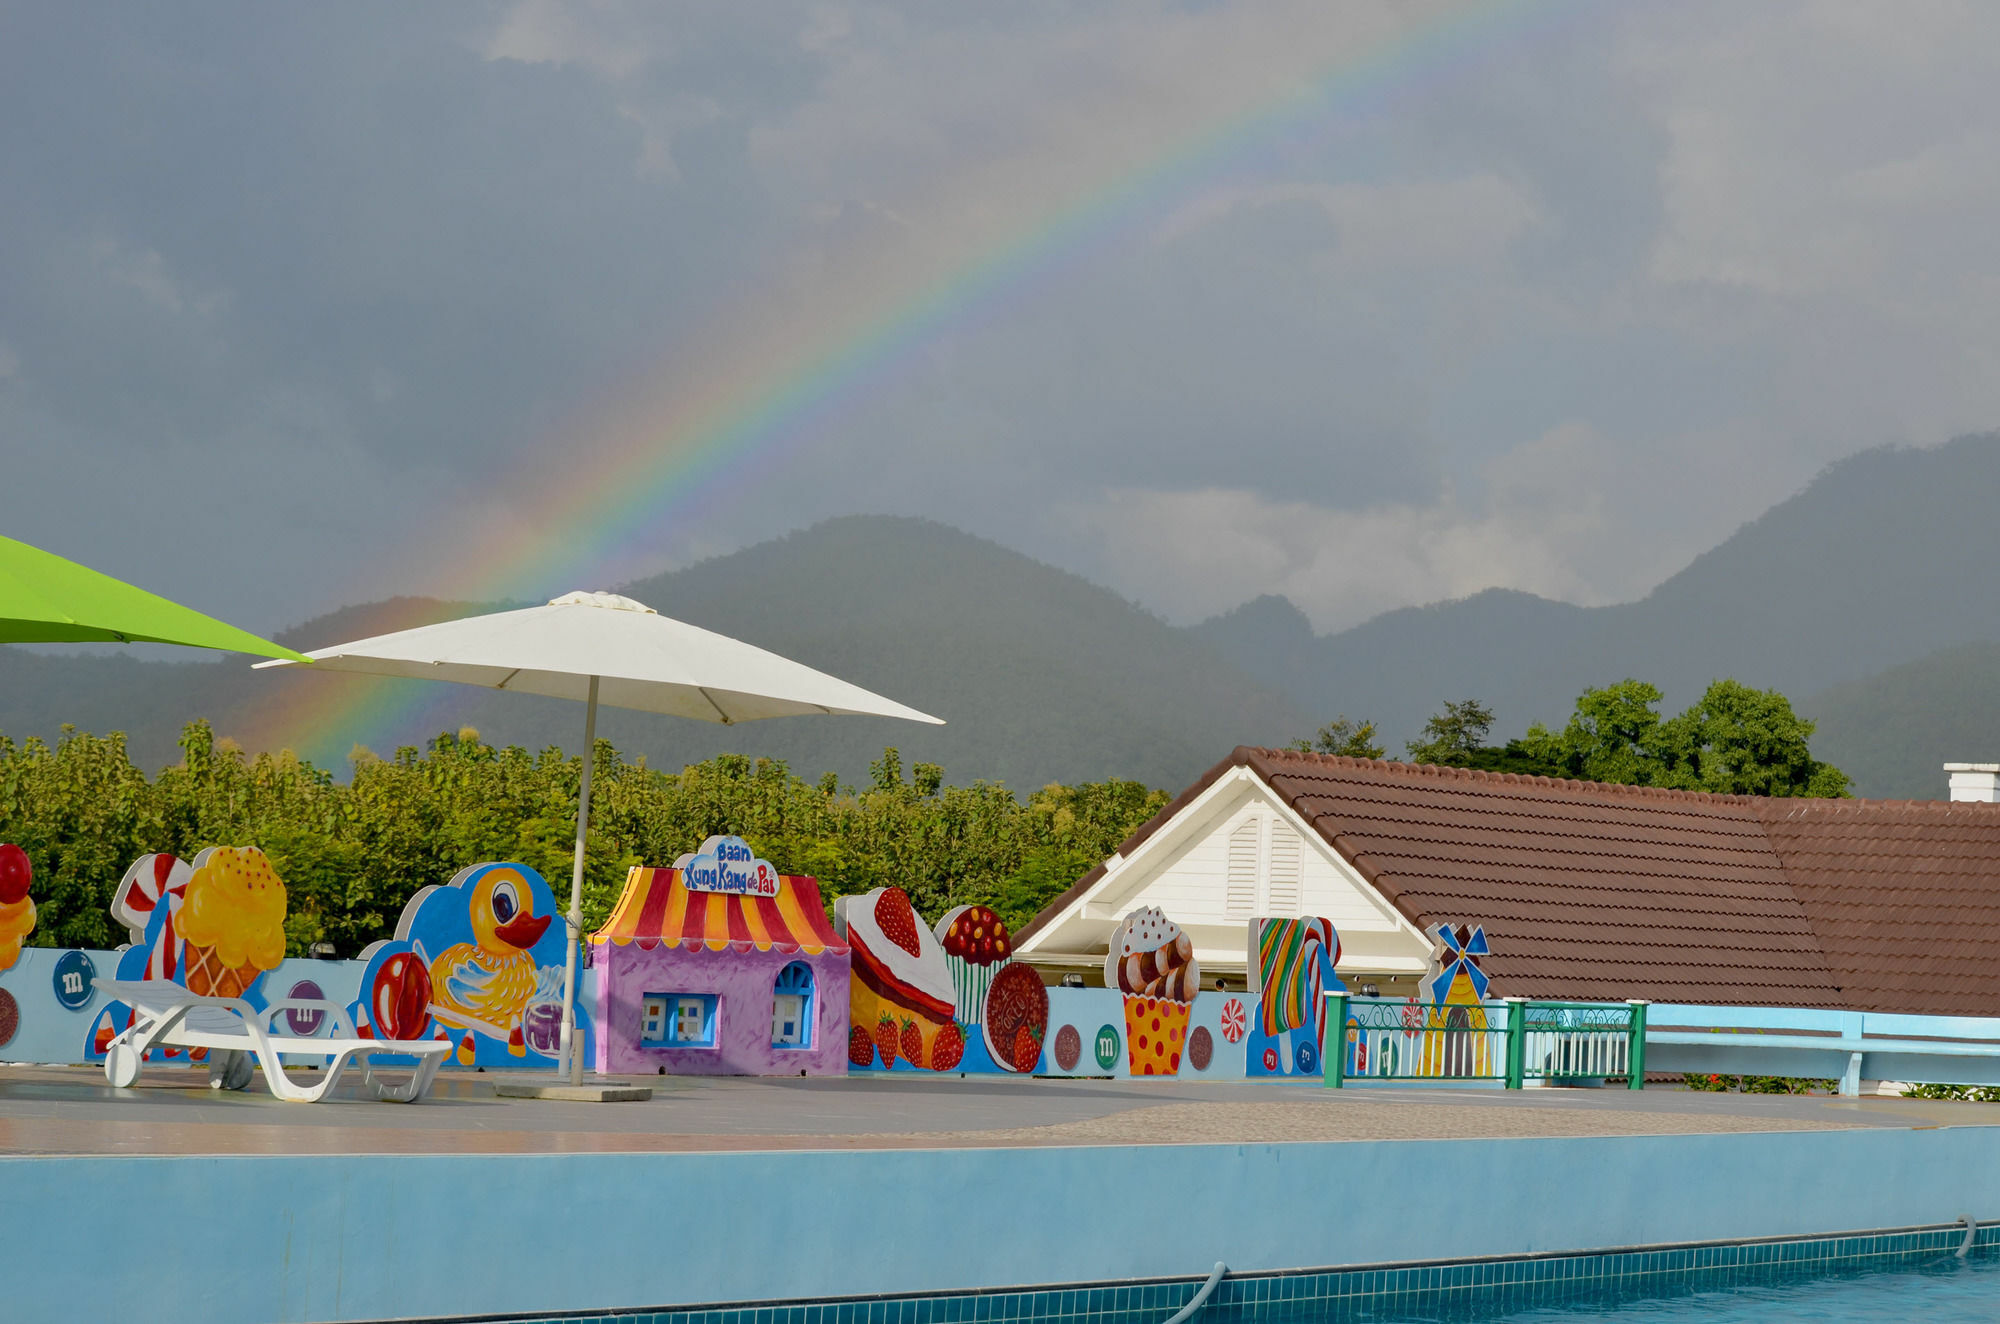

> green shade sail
[0,535,309,662]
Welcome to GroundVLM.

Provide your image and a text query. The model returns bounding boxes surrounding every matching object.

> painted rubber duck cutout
[427,867,552,1062]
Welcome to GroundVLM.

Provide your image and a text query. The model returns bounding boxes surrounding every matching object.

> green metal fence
[1324,994,1648,1090]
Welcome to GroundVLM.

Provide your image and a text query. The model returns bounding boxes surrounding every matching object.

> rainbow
[246,0,1573,767]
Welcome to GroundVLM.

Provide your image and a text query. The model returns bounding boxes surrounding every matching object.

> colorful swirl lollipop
[1256,917,1337,1038]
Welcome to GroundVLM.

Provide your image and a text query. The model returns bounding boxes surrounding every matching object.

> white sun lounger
[94,977,451,1103]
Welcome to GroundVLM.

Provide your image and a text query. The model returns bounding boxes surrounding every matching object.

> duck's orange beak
[493,912,551,950]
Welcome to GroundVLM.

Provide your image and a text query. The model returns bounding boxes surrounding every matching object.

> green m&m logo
[1094,1023,1121,1071]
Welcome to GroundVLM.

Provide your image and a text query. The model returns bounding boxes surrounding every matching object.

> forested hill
[11,433,2000,797]
[1804,643,2000,800]
[1194,431,2000,791]
[0,519,1308,793]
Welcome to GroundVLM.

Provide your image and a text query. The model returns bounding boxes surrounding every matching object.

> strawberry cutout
[874,887,923,959]
[900,1018,924,1068]
[875,1011,900,1067]
[848,1025,876,1067]
[1012,1023,1044,1073]
[932,1023,965,1071]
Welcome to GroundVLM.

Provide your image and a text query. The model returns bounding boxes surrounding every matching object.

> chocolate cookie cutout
[1187,1023,1213,1071]
[1053,1023,1082,1072]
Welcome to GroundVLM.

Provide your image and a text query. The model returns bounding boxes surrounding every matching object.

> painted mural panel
[1104,907,1200,1075]
[590,840,851,1076]
[84,847,292,1065]
[933,904,1048,1073]
[837,893,1053,1074]
[1037,988,1128,1076]
[1176,991,1249,1079]
[0,948,113,1063]
[1245,916,1344,1078]
[348,861,590,1068]
[838,887,962,1071]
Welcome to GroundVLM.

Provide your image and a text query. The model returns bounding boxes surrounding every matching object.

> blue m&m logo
[53,950,96,1011]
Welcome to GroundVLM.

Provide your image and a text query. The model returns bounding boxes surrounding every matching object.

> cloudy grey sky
[7,1,2000,637]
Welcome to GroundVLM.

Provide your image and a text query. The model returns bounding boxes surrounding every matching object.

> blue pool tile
[505,1222,1996,1324]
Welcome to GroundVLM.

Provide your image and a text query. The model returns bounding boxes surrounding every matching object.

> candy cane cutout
[112,854,191,947]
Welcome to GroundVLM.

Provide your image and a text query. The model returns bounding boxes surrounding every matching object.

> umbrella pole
[560,675,599,1085]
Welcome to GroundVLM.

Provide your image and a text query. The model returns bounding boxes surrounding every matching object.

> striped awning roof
[591,866,847,956]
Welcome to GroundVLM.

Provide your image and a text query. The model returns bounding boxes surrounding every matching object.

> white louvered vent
[1267,822,1303,913]
[1225,819,1260,918]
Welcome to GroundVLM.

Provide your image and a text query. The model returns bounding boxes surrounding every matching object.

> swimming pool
[462,1226,1991,1324]
[1492,1254,2000,1321]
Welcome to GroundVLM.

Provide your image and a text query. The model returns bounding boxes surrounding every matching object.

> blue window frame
[642,992,718,1047]
[771,961,814,1049]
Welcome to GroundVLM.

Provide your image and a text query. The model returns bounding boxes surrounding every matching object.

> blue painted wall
[7,1126,2000,1324]
[0,947,601,1073]
[0,946,111,1063]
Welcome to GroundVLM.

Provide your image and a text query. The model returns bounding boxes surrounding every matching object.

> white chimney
[1945,763,2000,802]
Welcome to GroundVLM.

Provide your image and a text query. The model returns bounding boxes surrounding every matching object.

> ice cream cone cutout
[177,847,287,997]
[1105,907,1200,1076]
[0,845,36,973]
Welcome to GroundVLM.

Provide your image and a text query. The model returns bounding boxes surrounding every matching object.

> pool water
[1486,1253,2000,1321]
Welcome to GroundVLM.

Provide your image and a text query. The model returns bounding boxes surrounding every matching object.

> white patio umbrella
[257,590,943,1082]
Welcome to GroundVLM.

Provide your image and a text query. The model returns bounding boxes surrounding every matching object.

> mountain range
[9,432,2000,798]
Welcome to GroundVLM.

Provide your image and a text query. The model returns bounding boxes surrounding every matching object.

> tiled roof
[1022,747,2000,1016]
[1756,798,2000,1017]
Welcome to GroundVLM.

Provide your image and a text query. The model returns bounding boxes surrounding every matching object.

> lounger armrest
[94,978,258,1021]
[257,998,359,1041]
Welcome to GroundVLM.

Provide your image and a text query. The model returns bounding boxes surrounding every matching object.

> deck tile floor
[1,1064,1985,1156]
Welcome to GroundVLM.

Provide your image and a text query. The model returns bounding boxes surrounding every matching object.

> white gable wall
[1017,766,1435,984]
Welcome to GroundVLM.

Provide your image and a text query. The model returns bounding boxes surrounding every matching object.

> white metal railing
[1523,1026,1629,1079]
[1645,1003,2000,1097]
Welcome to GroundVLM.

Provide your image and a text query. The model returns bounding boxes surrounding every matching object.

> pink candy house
[589,836,851,1076]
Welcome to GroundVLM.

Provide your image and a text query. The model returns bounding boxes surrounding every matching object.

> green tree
[1659,679,1852,797]
[1521,678,1850,797]
[1287,715,1386,760]
[1406,699,1496,763]
[1516,679,1672,786]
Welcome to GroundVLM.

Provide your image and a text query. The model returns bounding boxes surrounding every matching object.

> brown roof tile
[1026,746,2000,1016]
[1756,797,2000,1017]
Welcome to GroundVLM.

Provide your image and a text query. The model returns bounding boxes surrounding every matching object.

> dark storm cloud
[5,1,2000,633]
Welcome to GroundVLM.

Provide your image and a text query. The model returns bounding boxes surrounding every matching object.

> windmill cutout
[1416,922,1494,1077]
[1419,923,1491,1006]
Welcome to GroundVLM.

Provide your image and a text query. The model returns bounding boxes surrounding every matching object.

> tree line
[0,721,1165,958]
[4,675,1847,959]
[1292,677,1850,797]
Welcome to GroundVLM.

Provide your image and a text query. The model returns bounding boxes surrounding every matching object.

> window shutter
[1267,822,1302,913]
[1226,819,1260,918]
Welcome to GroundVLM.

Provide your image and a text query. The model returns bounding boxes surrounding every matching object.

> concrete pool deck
[2,1061,1992,1155]
[13,1067,2000,1324]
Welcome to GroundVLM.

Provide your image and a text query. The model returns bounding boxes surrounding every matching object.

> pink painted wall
[592,943,850,1076]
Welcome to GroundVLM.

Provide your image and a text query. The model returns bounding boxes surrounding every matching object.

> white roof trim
[1013,760,1435,963]
[1013,766,1255,959]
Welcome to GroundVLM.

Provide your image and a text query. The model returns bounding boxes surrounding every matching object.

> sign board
[676,835,780,897]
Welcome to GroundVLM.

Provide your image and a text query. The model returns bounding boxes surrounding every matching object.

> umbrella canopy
[258,589,943,1081]
[0,534,308,660]
[254,589,942,725]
